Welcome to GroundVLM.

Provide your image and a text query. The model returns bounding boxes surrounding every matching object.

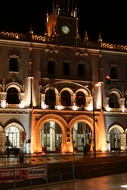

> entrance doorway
[72,122,92,152]
[40,121,62,152]
[110,128,120,151]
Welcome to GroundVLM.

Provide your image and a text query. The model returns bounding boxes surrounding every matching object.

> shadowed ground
[1,153,127,189]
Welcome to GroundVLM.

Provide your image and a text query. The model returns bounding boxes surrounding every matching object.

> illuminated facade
[0,2,127,154]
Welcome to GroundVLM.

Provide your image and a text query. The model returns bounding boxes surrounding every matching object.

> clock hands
[61,25,70,34]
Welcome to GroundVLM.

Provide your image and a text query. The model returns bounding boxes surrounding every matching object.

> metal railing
[0,162,75,190]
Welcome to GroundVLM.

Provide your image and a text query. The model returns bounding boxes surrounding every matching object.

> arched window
[6,126,20,148]
[109,93,119,108]
[7,88,19,104]
[76,91,85,106]
[110,128,120,150]
[45,89,56,109]
[61,90,71,106]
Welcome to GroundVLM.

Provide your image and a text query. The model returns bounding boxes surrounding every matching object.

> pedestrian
[84,144,90,157]
[6,147,10,157]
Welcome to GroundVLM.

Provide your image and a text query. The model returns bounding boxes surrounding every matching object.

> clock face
[61,25,70,34]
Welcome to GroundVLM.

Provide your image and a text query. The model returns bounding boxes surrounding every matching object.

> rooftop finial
[52,1,55,13]
[84,31,88,41]
[29,24,33,34]
[98,32,102,42]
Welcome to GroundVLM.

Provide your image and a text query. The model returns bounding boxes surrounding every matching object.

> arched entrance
[40,121,62,152]
[72,122,92,151]
[108,124,125,151]
[34,114,98,153]
[34,114,68,153]
[69,115,99,152]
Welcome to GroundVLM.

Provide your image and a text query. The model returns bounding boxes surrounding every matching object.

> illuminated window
[6,126,20,148]
[110,128,120,151]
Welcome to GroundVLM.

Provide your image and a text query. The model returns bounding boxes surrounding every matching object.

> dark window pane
[45,89,56,109]
[63,63,70,76]
[78,64,84,77]
[48,61,55,77]
[9,58,18,72]
[7,88,19,104]
[110,67,118,79]
[76,91,85,106]
[109,93,119,108]
[61,90,71,106]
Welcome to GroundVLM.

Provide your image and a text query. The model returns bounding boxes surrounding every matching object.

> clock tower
[46,0,79,46]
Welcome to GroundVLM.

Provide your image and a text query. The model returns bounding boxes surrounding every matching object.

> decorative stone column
[106,97,110,111]
[120,133,126,150]
[0,92,7,108]
[50,122,55,151]
[41,94,46,109]
[120,98,125,112]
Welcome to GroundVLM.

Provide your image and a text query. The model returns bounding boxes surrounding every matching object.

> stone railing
[0,31,127,51]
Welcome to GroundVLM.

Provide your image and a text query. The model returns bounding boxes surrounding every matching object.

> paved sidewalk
[1,151,127,190]
[10,172,127,190]
[0,150,126,167]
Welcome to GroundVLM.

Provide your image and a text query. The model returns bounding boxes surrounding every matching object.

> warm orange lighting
[101,147,107,152]
[106,75,110,80]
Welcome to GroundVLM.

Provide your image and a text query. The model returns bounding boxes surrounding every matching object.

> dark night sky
[0,0,127,45]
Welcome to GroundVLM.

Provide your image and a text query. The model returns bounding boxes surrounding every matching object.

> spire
[28,54,33,78]
[98,32,102,42]
[52,1,55,12]
[71,0,74,13]
[28,23,33,78]
[84,31,88,41]
[62,0,70,12]
[67,0,70,12]
[29,24,33,35]
[46,10,49,22]
[56,0,61,8]
[71,0,74,12]
[74,6,77,17]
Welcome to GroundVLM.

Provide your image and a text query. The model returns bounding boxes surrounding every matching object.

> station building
[0,2,127,154]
